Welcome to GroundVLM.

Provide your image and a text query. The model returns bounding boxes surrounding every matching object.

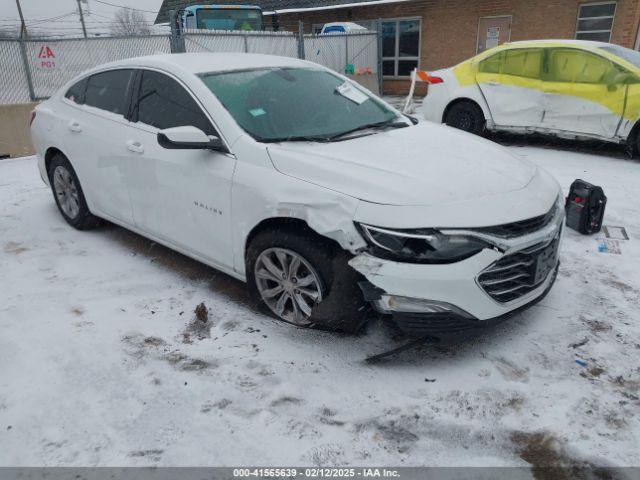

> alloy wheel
[52,165,80,219]
[254,247,323,326]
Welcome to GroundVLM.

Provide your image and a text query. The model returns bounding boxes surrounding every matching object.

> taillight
[29,110,36,126]
[428,76,444,84]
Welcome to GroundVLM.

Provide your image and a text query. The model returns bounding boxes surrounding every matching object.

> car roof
[84,52,315,77]
[466,38,640,73]
[323,22,366,29]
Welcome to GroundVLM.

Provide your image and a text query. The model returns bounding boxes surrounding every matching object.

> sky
[0,0,165,37]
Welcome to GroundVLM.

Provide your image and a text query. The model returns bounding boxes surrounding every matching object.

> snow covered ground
[1,140,639,469]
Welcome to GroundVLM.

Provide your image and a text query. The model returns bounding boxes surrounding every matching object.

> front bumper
[380,262,558,341]
[349,209,564,341]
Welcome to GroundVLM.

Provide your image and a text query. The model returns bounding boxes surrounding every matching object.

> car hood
[266,122,538,206]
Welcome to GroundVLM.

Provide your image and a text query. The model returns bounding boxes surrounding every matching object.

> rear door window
[84,69,134,115]
[544,49,613,84]
[133,70,216,135]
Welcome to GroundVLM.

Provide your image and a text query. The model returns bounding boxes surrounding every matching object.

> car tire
[48,153,101,230]
[246,227,368,334]
[445,101,486,136]
[631,127,640,157]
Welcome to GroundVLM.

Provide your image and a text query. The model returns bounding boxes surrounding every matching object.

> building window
[576,2,616,42]
[382,18,420,77]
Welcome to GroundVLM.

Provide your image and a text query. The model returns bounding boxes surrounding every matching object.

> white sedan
[31,53,563,340]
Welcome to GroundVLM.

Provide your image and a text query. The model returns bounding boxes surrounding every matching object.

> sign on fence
[34,44,61,70]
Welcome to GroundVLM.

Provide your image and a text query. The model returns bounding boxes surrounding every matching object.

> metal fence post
[376,19,383,95]
[18,39,35,102]
[297,21,305,59]
[243,34,249,53]
[345,34,349,72]
[169,10,185,53]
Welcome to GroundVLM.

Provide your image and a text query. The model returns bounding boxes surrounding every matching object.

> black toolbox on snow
[565,179,607,234]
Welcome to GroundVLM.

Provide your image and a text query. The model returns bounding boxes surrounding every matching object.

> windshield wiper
[260,135,332,143]
[327,119,409,141]
[258,119,409,144]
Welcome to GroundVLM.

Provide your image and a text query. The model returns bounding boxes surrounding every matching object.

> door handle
[126,140,144,154]
[485,81,500,86]
[68,120,82,133]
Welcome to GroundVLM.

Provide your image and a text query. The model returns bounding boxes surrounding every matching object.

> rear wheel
[246,227,368,333]
[48,154,100,230]
[445,101,486,136]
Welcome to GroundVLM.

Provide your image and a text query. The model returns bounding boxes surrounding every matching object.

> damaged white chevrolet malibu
[31,53,564,341]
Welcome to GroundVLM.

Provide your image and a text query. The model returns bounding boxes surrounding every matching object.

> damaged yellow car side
[421,40,640,151]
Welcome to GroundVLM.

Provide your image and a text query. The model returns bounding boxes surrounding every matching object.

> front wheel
[253,246,324,327]
[445,101,486,136]
[246,228,368,333]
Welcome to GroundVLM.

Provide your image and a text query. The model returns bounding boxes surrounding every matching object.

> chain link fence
[0,24,381,106]
[304,31,378,74]
[184,30,299,58]
[0,40,32,104]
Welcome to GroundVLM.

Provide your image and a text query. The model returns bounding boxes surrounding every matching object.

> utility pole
[77,0,88,38]
[15,0,27,38]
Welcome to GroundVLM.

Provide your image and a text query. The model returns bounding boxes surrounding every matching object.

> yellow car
[420,40,640,151]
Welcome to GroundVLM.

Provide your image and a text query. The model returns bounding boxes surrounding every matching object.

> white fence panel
[247,33,298,58]
[304,32,378,75]
[184,30,299,58]
[304,34,345,73]
[346,33,379,73]
[0,41,31,104]
[184,32,246,53]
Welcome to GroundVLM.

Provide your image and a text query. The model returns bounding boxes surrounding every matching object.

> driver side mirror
[157,126,228,152]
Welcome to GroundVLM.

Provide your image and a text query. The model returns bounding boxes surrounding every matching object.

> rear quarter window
[544,49,612,84]
[478,52,502,74]
[65,78,87,104]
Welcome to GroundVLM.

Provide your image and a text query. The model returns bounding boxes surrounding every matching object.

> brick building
[156,0,640,94]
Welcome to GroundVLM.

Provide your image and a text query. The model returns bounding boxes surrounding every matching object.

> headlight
[357,223,493,264]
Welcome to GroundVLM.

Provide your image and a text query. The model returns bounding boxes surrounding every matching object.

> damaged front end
[357,267,558,343]
[349,196,564,342]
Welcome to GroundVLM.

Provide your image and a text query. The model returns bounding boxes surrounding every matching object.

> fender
[230,156,366,277]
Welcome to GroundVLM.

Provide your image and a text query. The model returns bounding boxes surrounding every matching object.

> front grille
[478,235,560,303]
[473,204,557,239]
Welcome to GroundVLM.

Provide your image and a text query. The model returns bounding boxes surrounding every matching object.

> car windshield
[599,45,640,69]
[200,67,398,142]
